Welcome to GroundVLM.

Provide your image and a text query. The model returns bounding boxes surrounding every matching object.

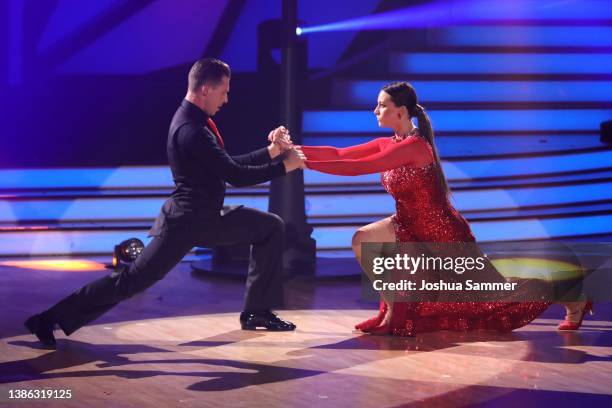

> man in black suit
[25,58,306,347]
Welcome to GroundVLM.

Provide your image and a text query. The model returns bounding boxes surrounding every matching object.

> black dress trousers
[47,206,285,335]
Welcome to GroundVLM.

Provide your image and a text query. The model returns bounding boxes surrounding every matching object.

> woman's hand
[283,146,307,172]
[268,126,293,157]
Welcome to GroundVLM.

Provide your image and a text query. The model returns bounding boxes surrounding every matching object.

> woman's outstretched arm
[300,137,388,161]
[305,136,432,176]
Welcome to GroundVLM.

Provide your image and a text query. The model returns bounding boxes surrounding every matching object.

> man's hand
[267,126,293,158]
[283,147,306,172]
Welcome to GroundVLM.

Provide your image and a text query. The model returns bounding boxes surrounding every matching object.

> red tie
[207,118,225,149]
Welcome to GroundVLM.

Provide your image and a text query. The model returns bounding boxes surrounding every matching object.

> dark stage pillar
[601,120,612,144]
[267,0,316,275]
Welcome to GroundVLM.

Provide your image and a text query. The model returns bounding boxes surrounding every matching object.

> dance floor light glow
[0,230,152,256]
[491,258,583,281]
[0,259,107,271]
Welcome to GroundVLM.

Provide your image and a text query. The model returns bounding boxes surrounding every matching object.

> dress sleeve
[300,138,388,161]
[305,136,432,176]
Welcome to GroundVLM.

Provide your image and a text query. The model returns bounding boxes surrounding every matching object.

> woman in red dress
[300,82,590,336]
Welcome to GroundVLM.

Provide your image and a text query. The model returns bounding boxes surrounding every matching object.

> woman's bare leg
[352,216,396,263]
[352,217,397,325]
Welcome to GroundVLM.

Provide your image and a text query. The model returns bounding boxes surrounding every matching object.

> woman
[298,82,590,336]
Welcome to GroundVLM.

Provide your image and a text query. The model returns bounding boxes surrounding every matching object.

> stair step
[313,201,612,223]
[302,109,612,133]
[428,26,612,48]
[2,180,611,223]
[0,167,174,190]
[389,52,612,75]
[439,150,612,180]
[0,166,269,193]
[312,213,612,249]
[450,168,612,188]
[304,182,612,216]
[0,195,267,223]
[5,197,610,232]
[5,147,611,192]
[2,213,611,255]
[332,79,612,106]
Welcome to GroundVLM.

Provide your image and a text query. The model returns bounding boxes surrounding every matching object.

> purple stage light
[8,0,24,85]
[298,0,612,35]
[299,0,452,34]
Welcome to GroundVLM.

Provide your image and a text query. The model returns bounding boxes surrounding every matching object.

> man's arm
[232,126,289,165]
[181,126,283,186]
[180,126,302,187]
[231,147,272,166]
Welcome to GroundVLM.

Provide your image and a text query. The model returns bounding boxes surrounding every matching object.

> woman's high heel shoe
[369,322,392,335]
[355,301,387,332]
[370,302,416,337]
[557,301,593,330]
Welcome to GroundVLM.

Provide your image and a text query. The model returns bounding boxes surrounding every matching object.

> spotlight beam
[299,0,612,35]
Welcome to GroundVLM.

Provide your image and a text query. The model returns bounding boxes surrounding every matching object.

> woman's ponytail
[414,106,450,196]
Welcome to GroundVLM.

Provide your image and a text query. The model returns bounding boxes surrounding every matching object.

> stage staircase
[2,19,612,256]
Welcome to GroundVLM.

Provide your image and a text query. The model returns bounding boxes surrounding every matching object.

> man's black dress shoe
[240,311,296,331]
[24,313,56,347]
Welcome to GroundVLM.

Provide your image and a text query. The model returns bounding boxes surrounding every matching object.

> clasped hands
[267,126,307,172]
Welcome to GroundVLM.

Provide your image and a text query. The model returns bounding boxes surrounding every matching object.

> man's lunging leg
[199,207,295,331]
[25,231,195,346]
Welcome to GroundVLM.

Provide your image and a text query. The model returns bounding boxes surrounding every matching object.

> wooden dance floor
[1,257,611,407]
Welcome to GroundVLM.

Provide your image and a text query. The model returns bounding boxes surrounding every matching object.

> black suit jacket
[149,99,286,236]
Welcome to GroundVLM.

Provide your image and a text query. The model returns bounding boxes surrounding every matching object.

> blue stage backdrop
[0,0,379,168]
[2,0,612,254]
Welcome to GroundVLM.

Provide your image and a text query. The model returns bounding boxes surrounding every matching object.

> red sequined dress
[302,132,551,336]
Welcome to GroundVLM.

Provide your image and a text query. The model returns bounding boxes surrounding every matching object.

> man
[25,58,306,347]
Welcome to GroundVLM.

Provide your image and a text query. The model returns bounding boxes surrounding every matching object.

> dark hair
[188,58,231,92]
[381,82,450,196]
